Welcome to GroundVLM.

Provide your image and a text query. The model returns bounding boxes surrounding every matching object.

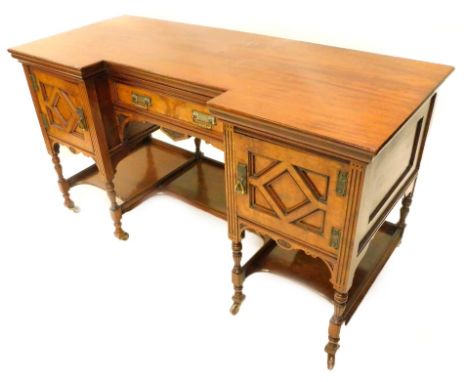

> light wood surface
[9,15,453,154]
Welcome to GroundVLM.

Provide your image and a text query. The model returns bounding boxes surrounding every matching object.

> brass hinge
[336,170,348,196]
[41,112,49,129]
[76,107,88,131]
[30,73,39,91]
[234,163,247,195]
[192,110,216,130]
[329,227,341,249]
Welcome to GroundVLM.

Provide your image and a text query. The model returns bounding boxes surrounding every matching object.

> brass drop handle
[235,163,247,195]
[76,107,88,131]
[131,92,152,109]
[235,180,246,195]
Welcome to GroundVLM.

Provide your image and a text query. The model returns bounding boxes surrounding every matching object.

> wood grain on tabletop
[8,15,454,154]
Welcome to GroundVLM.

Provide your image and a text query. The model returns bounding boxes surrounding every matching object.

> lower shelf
[70,137,400,321]
[244,222,402,323]
[73,138,226,218]
[164,157,226,219]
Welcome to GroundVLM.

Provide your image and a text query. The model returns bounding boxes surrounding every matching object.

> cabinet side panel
[354,95,435,259]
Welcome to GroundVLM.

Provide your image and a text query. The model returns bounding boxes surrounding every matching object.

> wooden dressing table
[8,16,453,369]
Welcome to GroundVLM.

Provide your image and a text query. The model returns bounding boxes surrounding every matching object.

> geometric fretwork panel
[248,153,329,234]
[250,186,278,217]
[251,153,279,177]
[294,166,329,202]
[40,84,82,136]
[293,208,326,233]
[265,170,309,215]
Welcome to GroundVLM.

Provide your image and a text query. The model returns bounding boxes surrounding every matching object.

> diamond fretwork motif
[41,85,80,134]
[249,153,329,234]
[265,171,309,215]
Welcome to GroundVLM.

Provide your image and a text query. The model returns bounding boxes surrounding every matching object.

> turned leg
[325,291,348,370]
[105,178,128,240]
[194,137,203,159]
[397,192,413,233]
[230,240,246,315]
[51,145,79,212]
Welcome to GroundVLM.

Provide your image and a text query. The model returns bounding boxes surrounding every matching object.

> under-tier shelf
[164,157,226,219]
[70,138,226,218]
[69,137,401,322]
[244,222,402,323]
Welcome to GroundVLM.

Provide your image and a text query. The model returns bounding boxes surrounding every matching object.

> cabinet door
[233,133,349,255]
[32,69,94,153]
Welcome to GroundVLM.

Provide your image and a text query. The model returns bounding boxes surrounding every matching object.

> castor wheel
[64,200,79,213]
[114,229,129,241]
[230,293,245,315]
[324,342,339,370]
[230,302,241,315]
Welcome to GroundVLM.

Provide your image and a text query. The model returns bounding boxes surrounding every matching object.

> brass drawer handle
[192,110,216,130]
[131,92,152,109]
[235,163,247,195]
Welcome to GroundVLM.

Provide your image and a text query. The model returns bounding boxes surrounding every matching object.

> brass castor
[230,302,241,315]
[70,205,80,213]
[324,341,339,370]
[64,199,79,213]
[230,294,245,315]
[114,229,129,241]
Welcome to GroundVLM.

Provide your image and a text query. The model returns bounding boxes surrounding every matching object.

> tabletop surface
[9,16,453,154]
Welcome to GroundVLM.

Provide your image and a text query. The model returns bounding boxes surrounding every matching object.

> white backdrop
[0,1,467,381]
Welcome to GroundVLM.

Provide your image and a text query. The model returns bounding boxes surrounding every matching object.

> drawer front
[31,69,94,153]
[233,133,349,255]
[112,82,222,136]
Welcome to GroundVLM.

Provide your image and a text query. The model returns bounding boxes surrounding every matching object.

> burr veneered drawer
[111,81,222,138]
